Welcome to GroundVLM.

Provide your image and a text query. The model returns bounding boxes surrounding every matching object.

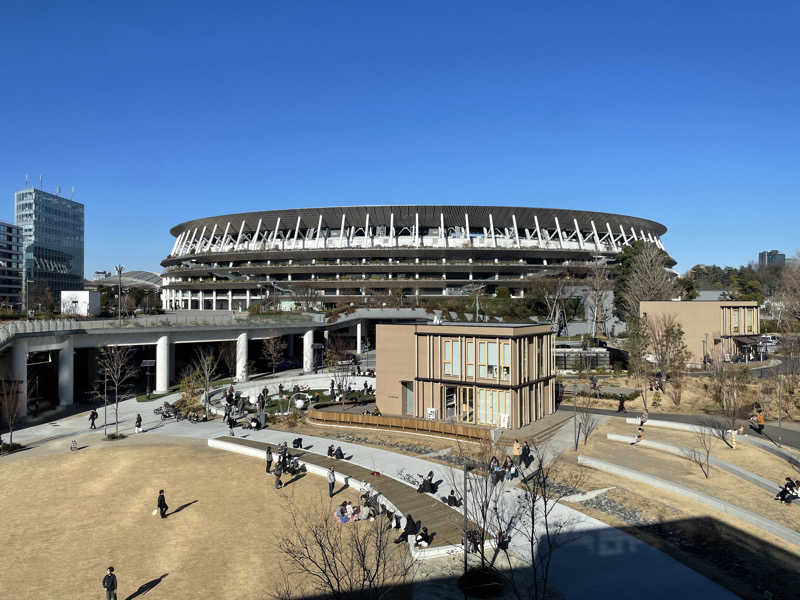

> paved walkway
[6,384,736,599]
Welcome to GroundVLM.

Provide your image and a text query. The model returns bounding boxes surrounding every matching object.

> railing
[307,406,493,441]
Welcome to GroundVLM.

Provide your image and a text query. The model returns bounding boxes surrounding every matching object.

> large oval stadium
[160,206,667,311]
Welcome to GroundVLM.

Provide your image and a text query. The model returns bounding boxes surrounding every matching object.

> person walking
[157,489,169,519]
[89,409,98,430]
[266,447,273,474]
[135,413,142,433]
[273,460,283,489]
[328,466,336,497]
[521,440,531,468]
[102,566,118,600]
[512,439,521,466]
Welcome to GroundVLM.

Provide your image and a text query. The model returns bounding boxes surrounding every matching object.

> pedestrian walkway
[214,435,469,548]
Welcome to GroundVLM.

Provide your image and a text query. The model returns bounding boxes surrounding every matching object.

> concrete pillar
[356,321,363,354]
[58,338,74,406]
[303,329,314,373]
[156,335,171,393]
[169,342,176,384]
[11,339,27,418]
[236,332,249,382]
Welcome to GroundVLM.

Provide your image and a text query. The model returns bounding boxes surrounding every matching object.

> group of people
[774,477,800,503]
[327,444,346,460]
[416,470,438,494]
[334,500,376,523]
[488,455,518,485]
[631,411,648,444]
[266,442,306,489]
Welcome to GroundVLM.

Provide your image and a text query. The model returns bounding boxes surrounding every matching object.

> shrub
[104,433,127,441]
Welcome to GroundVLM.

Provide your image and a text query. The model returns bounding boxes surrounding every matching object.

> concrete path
[6,384,735,599]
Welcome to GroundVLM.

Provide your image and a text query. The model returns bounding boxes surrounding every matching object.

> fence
[307,406,493,441]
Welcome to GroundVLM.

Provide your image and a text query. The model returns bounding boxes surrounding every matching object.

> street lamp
[115,265,124,327]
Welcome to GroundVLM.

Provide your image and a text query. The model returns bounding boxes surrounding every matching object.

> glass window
[478,342,487,378]
[746,310,753,333]
[732,310,739,333]
[453,340,461,376]
[487,342,498,378]
[460,387,474,423]
[501,342,511,381]
[466,341,474,377]
[443,340,451,375]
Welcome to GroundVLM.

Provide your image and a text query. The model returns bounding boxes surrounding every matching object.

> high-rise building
[14,188,84,303]
[0,221,23,308]
[758,249,785,268]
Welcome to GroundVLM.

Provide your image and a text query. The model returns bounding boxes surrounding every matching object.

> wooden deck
[216,436,471,548]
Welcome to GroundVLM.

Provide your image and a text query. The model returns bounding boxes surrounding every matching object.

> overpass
[0,309,434,419]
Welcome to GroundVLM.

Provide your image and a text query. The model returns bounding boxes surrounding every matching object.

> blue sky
[1,1,798,276]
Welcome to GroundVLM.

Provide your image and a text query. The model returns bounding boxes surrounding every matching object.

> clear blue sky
[1,1,798,276]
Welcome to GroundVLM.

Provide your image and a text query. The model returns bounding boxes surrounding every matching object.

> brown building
[376,322,555,429]
[639,300,760,365]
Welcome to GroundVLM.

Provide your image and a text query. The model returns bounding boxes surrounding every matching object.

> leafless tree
[0,378,23,447]
[647,314,690,406]
[624,316,651,409]
[685,427,713,478]
[219,342,237,378]
[576,395,599,446]
[192,346,219,420]
[503,444,584,600]
[273,494,415,600]
[777,254,800,327]
[709,358,749,446]
[288,285,321,312]
[620,243,674,319]
[588,258,612,337]
[262,337,288,374]
[97,346,138,437]
[324,336,353,397]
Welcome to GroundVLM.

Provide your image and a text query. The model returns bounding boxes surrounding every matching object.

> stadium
[160,206,667,311]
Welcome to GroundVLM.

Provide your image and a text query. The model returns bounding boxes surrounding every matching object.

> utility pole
[115,265,124,327]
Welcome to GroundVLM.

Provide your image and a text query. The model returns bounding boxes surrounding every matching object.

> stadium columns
[236,332,249,383]
[155,335,171,394]
[12,338,28,417]
[356,321,363,355]
[303,330,314,373]
[58,337,74,406]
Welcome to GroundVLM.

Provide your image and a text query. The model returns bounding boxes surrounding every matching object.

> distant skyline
[1,2,798,276]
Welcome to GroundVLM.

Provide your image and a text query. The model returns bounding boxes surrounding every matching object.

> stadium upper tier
[160,206,667,311]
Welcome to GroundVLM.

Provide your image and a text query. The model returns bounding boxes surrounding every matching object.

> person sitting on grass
[334,446,345,460]
[415,527,431,548]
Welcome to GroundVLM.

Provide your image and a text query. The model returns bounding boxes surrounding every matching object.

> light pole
[115,265,124,327]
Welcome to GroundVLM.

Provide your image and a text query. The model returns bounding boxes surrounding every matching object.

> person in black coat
[334,446,345,460]
[89,410,98,430]
[265,448,273,474]
[158,489,169,518]
[102,566,118,600]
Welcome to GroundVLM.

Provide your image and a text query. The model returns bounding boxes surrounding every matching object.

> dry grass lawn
[0,439,360,600]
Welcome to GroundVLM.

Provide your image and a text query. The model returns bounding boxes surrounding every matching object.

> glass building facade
[0,221,23,308]
[14,188,84,301]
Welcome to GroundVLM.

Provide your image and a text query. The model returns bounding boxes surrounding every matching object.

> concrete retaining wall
[577,455,800,548]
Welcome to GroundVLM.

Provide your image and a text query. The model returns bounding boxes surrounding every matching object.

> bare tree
[624,316,651,409]
[219,342,237,379]
[0,378,23,447]
[192,346,219,420]
[709,358,749,447]
[777,254,800,327]
[647,314,690,406]
[324,336,353,397]
[620,243,673,319]
[97,346,138,437]
[288,285,320,312]
[274,495,415,600]
[576,395,599,446]
[588,258,612,337]
[686,427,713,478]
[262,337,288,374]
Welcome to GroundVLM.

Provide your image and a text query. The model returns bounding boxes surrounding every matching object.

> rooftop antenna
[57,185,61,195]
[71,186,75,200]
[39,174,44,190]
[25,174,30,187]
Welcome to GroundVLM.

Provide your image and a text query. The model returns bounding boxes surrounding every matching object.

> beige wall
[639,301,759,364]
[375,324,417,416]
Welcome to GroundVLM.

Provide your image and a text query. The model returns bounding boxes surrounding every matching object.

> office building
[758,250,785,268]
[0,221,23,308]
[14,188,84,302]
[376,322,555,429]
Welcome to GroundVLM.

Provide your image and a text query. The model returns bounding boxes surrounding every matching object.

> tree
[686,427,713,479]
[97,346,138,437]
[192,346,219,420]
[624,316,651,409]
[274,496,415,600]
[708,358,749,447]
[219,341,237,378]
[0,378,23,447]
[778,256,800,329]
[588,258,612,336]
[323,336,353,397]
[615,242,674,321]
[576,395,599,446]
[262,337,288,374]
[647,314,689,406]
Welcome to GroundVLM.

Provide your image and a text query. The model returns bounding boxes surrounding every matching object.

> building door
[402,381,414,416]
[460,388,474,423]
[442,386,457,420]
